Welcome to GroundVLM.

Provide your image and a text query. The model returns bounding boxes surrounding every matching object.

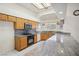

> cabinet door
[34,34,37,43]
[15,18,25,29]
[41,33,46,41]
[28,20,32,25]
[32,22,37,29]
[48,32,52,38]
[0,13,7,21]
[41,32,49,41]
[20,37,27,50]
[30,21,37,29]
[15,37,20,51]
[8,15,16,22]
[24,19,29,24]
[15,37,27,51]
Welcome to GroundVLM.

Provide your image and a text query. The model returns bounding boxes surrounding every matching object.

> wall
[36,22,57,31]
[0,21,14,55]
[63,3,79,42]
[0,3,40,22]
[0,3,39,54]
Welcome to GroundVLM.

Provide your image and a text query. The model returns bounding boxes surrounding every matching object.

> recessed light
[59,11,63,14]
[60,18,64,19]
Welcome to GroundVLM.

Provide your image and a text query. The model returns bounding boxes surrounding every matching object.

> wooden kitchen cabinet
[32,22,37,29]
[34,34,37,43]
[7,15,16,22]
[0,13,38,29]
[0,13,8,21]
[48,31,52,37]
[15,36,27,51]
[41,32,48,41]
[0,13,16,22]
[31,21,38,29]
[15,18,25,29]
[41,32,53,41]
[24,19,29,24]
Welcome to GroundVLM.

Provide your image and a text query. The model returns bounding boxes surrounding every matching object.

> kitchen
[0,0,79,57]
[0,12,54,55]
[0,3,65,55]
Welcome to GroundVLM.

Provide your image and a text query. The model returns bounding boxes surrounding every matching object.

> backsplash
[15,29,24,35]
[15,29,36,35]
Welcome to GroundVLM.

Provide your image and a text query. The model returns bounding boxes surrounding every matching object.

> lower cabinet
[41,31,53,41]
[48,31,53,37]
[34,34,37,43]
[41,33,48,41]
[15,36,27,51]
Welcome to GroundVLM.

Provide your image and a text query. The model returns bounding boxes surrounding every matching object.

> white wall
[0,3,40,22]
[0,21,14,55]
[36,22,57,31]
[63,3,79,42]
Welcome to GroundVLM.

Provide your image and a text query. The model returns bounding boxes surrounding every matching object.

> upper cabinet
[0,13,16,22]
[7,15,16,22]
[0,13,8,21]
[32,21,38,29]
[24,19,30,24]
[15,18,25,29]
[0,13,38,29]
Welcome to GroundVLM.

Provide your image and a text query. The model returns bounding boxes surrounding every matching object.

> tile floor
[1,33,79,56]
[25,33,79,56]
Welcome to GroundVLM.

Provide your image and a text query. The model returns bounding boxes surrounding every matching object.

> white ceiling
[52,3,67,20]
[17,3,67,22]
[39,13,58,22]
[17,3,42,13]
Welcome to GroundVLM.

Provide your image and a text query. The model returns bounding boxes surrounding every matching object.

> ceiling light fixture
[42,3,51,7]
[32,3,51,9]
[32,3,44,9]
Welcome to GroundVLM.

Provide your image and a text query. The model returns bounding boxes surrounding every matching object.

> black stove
[27,35,34,46]
[22,33,34,46]
[22,28,35,46]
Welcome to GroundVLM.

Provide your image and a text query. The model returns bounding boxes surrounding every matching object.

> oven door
[27,35,34,46]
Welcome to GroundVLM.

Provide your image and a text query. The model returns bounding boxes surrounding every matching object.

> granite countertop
[15,34,32,37]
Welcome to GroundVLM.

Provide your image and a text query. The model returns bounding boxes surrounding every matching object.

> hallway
[25,33,79,56]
